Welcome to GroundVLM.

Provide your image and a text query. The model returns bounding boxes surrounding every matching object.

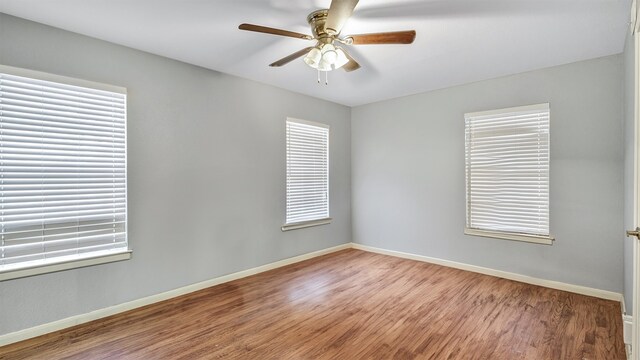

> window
[464,103,552,244]
[282,118,330,231]
[0,65,129,280]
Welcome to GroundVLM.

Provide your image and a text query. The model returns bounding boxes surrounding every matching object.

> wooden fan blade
[269,47,315,67]
[239,23,313,40]
[341,49,361,72]
[347,30,416,45]
[325,0,359,35]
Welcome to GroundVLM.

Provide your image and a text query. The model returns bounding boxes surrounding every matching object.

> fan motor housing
[307,9,333,44]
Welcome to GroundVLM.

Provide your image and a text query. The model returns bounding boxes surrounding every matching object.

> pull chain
[315,70,330,85]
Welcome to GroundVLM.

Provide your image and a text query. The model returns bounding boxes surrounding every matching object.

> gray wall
[0,13,351,335]
[624,31,635,314]
[352,55,624,293]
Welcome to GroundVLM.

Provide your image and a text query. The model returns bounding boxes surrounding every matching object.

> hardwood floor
[0,249,625,359]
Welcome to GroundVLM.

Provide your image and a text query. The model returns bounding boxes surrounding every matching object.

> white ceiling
[0,0,632,106]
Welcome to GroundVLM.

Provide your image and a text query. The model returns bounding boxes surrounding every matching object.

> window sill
[0,250,132,281]
[464,228,554,245]
[282,218,332,231]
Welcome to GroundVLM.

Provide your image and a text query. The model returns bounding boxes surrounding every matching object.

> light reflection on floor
[286,272,333,304]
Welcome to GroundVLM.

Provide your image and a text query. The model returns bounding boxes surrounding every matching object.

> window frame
[0,64,131,281]
[282,117,331,231]
[464,103,554,245]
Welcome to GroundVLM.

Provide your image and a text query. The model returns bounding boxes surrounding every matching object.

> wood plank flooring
[0,249,625,359]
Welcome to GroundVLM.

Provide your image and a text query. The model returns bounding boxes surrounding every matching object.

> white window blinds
[464,103,550,240]
[0,65,128,272]
[285,119,329,225]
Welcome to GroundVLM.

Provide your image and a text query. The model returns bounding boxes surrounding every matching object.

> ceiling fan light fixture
[304,43,344,71]
[303,44,349,71]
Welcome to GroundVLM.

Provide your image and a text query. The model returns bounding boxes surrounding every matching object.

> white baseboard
[352,243,623,302]
[0,243,351,347]
[622,297,632,343]
[625,314,634,345]
[622,296,632,358]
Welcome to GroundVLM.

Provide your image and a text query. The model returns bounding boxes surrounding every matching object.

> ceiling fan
[238,0,416,83]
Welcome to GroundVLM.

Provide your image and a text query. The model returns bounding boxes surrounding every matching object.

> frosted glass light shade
[303,48,322,68]
[317,58,332,71]
[321,44,338,65]
[334,48,349,69]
